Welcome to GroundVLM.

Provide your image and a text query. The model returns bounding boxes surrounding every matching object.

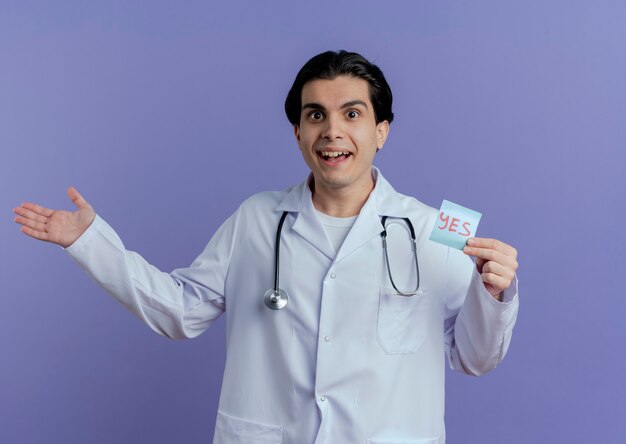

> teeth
[321,151,349,158]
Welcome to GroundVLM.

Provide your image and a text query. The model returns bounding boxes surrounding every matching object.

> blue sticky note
[428,200,482,250]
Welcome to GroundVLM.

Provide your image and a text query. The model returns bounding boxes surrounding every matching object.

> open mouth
[318,151,352,163]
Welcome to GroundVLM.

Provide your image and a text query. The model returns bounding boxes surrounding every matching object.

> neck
[310,176,375,218]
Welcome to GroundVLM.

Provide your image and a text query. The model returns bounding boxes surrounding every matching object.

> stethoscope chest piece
[264,288,288,310]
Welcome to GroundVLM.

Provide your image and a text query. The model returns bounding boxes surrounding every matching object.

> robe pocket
[376,287,429,354]
[214,410,282,444]
[366,439,438,444]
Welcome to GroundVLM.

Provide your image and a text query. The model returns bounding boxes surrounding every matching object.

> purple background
[1,1,625,442]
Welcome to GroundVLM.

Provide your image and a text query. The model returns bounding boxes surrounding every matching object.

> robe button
[330,273,336,279]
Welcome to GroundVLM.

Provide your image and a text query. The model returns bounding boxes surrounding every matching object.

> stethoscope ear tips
[264,288,288,310]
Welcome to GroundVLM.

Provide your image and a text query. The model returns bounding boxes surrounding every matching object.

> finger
[19,225,51,242]
[67,186,89,209]
[13,206,49,224]
[18,202,54,218]
[480,272,511,292]
[481,260,516,281]
[465,246,519,271]
[463,245,510,265]
[14,215,49,233]
[468,237,517,257]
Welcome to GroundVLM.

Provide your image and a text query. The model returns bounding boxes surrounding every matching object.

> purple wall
[2,1,624,442]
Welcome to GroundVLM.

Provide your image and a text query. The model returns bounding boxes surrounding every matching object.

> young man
[13,50,519,443]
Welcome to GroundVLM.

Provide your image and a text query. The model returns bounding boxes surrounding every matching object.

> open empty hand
[13,186,96,248]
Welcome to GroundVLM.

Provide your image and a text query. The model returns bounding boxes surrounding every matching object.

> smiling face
[294,75,389,198]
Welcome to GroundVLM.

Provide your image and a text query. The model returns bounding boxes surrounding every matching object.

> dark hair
[284,50,394,126]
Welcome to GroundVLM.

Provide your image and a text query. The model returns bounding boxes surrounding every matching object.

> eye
[347,110,359,119]
[309,110,324,121]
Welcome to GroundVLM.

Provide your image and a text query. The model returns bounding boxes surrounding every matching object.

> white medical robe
[64,167,519,443]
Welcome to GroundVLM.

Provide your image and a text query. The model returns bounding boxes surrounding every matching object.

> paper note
[428,200,482,250]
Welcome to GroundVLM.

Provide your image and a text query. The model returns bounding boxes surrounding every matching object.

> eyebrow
[301,100,369,111]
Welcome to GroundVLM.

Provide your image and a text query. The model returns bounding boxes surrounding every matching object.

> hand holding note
[463,237,518,301]
[429,200,518,301]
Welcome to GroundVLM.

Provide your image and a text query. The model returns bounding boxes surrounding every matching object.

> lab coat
[64,167,519,444]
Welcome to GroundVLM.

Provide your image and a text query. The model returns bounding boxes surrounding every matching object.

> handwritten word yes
[437,212,471,237]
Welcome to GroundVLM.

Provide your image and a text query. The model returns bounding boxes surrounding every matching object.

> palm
[46,208,94,246]
[13,186,96,248]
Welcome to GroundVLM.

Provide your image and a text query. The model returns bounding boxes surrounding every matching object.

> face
[294,75,389,196]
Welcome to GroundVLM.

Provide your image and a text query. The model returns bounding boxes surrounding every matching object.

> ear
[294,125,301,142]
[375,120,390,150]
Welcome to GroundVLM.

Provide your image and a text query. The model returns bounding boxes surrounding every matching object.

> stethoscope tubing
[265,212,421,310]
[380,216,420,296]
[273,211,289,292]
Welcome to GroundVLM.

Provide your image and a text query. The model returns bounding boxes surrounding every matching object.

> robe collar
[274,167,410,262]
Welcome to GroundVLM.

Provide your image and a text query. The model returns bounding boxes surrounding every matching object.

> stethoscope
[264,211,421,310]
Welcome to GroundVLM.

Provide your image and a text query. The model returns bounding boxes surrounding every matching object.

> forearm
[449,267,519,375]
[63,214,223,339]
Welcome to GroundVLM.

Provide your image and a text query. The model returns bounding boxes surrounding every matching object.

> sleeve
[62,209,241,339]
[443,248,519,376]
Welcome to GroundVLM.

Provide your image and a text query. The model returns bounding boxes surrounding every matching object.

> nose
[321,113,344,140]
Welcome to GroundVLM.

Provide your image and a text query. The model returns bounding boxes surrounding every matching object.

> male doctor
[13,50,519,443]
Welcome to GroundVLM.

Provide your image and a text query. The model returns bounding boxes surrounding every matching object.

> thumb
[67,186,90,210]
